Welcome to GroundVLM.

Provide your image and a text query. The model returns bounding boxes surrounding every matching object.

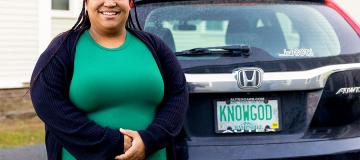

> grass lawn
[0,117,45,148]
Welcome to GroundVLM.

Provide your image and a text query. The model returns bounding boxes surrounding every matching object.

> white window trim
[38,0,51,55]
[51,0,82,18]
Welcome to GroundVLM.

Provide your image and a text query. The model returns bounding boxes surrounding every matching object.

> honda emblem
[233,68,264,89]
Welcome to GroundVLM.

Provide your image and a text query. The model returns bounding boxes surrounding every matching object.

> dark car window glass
[276,12,301,49]
[139,2,360,70]
[206,21,225,31]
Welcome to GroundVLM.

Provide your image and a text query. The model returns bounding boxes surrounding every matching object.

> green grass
[0,117,45,148]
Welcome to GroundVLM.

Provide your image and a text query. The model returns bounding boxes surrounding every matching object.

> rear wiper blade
[175,44,251,57]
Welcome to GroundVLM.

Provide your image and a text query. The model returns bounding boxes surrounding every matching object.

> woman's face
[86,0,131,32]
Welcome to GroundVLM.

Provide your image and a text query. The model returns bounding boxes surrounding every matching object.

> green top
[62,30,166,160]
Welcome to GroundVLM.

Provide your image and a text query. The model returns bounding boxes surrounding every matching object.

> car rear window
[137,2,360,68]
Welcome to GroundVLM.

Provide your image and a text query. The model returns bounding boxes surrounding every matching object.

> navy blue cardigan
[30,28,189,160]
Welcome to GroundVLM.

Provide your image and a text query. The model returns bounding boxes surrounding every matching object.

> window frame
[51,0,80,18]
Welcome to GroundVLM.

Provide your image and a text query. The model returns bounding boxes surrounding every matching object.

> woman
[30,0,188,159]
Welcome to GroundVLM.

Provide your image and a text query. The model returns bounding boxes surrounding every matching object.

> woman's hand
[115,128,145,160]
[123,134,132,153]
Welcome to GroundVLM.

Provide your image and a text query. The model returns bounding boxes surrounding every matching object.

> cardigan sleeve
[138,34,189,157]
[30,37,124,160]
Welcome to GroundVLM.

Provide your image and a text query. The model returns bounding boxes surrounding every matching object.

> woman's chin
[101,24,124,32]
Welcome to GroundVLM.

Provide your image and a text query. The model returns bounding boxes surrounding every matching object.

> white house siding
[0,0,39,88]
[51,18,77,38]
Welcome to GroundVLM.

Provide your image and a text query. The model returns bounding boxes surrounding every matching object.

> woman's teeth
[101,12,118,15]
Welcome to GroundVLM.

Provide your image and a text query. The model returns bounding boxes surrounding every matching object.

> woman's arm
[30,40,124,159]
[137,34,189,157]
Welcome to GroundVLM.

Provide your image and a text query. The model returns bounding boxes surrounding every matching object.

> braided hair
[28,0,142,94]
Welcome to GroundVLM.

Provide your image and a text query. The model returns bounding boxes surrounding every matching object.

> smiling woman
[29,0,188,160]
[86,0,130,40]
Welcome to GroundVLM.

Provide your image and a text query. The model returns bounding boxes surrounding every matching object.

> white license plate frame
[214,97,281,134]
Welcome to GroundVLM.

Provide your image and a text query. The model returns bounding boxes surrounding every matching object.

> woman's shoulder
[128,29,164,45]
[47,29,82,52]
[37,29,82,69]
[44,29,84,56]
[129,28,173,58]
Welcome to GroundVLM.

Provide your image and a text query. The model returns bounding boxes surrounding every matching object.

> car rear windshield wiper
[175,44,251,57]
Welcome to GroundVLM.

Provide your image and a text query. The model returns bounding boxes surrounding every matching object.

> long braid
[27,0,141,95]
[133,1,143,31]
[126,1,142,30]
[71,1,90,31]
[126,13,136,29]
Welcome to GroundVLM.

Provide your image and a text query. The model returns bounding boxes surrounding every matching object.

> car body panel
[135,0,360,159]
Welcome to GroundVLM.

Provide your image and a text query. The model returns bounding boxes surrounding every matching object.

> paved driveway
[0,144,46,160]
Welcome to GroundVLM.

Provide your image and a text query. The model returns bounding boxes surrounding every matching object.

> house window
[52,0,82,18]
[52,0,70,10]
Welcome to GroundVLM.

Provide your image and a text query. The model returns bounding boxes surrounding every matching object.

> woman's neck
[88,27,127,48]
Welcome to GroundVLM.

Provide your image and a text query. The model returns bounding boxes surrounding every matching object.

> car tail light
[325,0,360,36]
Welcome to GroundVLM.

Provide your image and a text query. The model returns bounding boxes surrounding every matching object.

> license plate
[215,98,280,134]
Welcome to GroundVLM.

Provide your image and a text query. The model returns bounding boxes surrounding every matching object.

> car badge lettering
[336,87,360,95]
[278,48,314,57]
[234,68,264,89]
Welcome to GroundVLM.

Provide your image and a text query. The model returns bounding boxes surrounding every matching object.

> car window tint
[147,20,229,51]
[142,4,359,59]
[276,12,301,49]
